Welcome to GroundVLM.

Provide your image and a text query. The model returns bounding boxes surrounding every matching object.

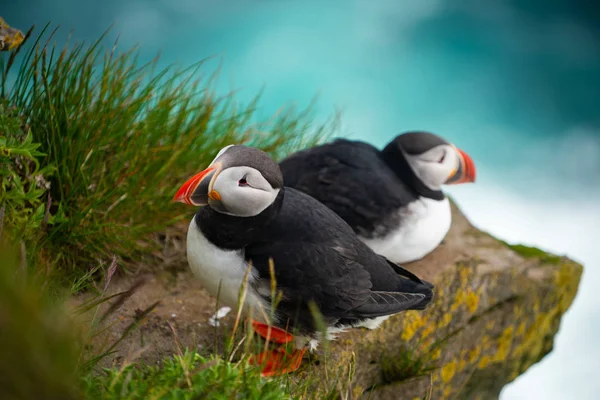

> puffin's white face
[405,144,461,190]
[173,145,283,217]
[209,166,280,217]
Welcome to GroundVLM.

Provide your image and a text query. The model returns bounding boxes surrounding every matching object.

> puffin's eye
[438,153,446,163]
[238,177,248,186]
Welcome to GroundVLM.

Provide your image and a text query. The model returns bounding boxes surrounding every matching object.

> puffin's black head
[173,145,284,217]
[383,131,476,191]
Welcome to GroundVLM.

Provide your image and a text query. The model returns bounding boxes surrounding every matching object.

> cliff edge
[294,200,582,399]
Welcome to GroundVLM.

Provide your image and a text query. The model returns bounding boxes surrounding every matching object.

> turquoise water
[4,1,600,398]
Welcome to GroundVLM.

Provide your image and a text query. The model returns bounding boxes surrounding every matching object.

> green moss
[502,242,564,265]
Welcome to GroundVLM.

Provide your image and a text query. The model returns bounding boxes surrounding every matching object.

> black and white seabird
[279,131,477,265]
[173,145,434,376]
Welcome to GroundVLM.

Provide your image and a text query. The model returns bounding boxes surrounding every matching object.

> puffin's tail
[387,260,435,310]
[407,279,434,311]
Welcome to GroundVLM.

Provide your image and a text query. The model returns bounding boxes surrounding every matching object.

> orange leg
[250,320,294,344]
[249,347,307,377]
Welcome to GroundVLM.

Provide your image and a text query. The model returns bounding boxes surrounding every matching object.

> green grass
[82,351,290,400]
[379,345,437,385]
[0,24,335,288]
[0,240,81,400]
[0,97,56,244]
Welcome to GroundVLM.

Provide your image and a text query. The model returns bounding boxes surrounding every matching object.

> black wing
[351,291,427,318]
[334,244,434,316]
[279,139,418,236]
[246,240,430,331]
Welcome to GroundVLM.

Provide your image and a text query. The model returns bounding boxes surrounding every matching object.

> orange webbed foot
[250,320,294,344]
[249,347,307,377]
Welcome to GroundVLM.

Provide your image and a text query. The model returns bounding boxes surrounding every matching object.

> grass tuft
[0,240,81,400]
[0,24,335,287]
[380,344,437,385]
[82,350,291,400]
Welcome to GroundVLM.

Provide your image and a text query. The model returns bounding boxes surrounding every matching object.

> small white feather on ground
[208,306,232,327]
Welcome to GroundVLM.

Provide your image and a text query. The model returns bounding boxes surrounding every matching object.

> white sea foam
[447,181,600,400]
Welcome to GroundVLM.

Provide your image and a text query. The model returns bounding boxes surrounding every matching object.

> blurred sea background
[3,1,599,398]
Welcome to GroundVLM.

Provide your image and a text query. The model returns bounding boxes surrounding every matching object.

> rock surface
[293,201,582,399]
[0,17,25,51]
[73,201,582,399]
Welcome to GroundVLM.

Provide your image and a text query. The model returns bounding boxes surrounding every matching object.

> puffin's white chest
[360,197,451,264]
[186,218,268,320]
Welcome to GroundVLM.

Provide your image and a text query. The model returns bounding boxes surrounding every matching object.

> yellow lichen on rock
[441,312,452,328]
[468,346,481,364]
[0,17,25,51]
[516,322,526,336]
[400,311,426,341]
[465,289,480,314]
[441,361,457,383]
[293,204,583,400]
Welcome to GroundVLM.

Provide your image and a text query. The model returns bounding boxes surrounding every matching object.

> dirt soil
[71,268,240,369]
[68,222,241,369]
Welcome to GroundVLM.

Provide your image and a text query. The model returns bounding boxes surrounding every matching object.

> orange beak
[446,147,476,184]
[173,165,217,206]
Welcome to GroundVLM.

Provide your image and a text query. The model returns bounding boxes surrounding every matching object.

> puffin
[278,131,477,265]
[173,144,434,376]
